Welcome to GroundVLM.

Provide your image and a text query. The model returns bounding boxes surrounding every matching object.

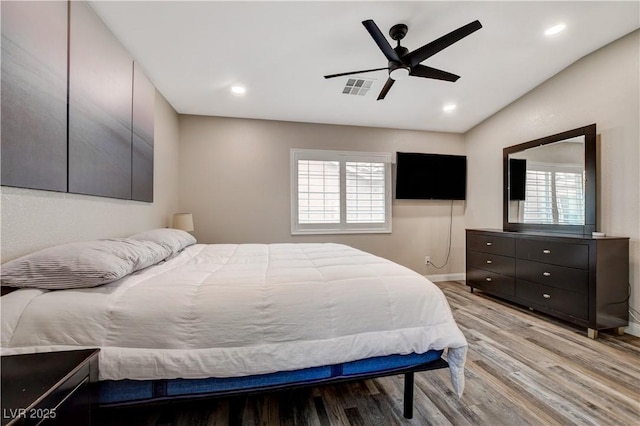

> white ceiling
[89,1,639,133]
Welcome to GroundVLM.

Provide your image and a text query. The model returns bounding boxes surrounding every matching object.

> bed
[1,230,468,419]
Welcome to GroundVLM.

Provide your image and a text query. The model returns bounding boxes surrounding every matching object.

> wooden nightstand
[1,349,99,426]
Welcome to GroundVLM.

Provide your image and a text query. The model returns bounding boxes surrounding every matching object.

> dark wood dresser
[466,229,629,338]
[1,349,99,425]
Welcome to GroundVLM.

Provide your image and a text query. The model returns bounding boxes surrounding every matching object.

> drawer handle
[485,277,492,282]
[543,272,551,277]
[543,249,551,254]
[486,260,493,264]
[543,293,551,299]
[486,242,493,246]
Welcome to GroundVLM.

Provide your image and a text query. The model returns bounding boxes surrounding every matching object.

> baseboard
[624,321,640,337]
[425,273,465,283]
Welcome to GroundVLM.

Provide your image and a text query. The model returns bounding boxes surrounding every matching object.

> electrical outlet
[424,256,431,265]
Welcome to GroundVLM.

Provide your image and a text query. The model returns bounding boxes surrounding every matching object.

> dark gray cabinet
[466,229,629,338]
[1,349,99,426]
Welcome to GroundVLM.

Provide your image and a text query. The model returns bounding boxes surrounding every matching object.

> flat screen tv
[395,152,466,200]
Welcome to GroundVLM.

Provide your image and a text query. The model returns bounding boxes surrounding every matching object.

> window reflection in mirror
[508,136,585,225]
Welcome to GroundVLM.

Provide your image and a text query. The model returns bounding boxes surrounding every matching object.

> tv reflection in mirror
[508,136,585,225]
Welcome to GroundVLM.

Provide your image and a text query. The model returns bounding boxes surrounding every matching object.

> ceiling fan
[324,19,482,100]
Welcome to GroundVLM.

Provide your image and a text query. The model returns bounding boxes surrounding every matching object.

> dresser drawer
[516,279,588,320]
[516,259,588,294]
[516,239,588,269]
[467,250,515,276]
[467,233,514,256]
[467,268,514,296]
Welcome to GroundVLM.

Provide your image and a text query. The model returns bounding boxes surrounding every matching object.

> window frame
[290,149,392,235]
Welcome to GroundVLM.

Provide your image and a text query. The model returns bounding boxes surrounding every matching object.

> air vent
[342,78,374,96]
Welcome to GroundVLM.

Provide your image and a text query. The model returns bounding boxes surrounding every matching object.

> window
[523,162,584,225]
[291,149,392,234]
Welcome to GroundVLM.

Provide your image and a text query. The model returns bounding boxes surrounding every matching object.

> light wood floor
[98,281,640,426]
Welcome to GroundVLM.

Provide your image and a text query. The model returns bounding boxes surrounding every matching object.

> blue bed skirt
[99,350,444,405]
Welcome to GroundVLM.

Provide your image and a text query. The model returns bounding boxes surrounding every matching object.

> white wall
[0,92,181,261]
[178,116,466,276]
[465,30,640,335]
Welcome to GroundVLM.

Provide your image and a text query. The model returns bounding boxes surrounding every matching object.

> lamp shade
[172,213,194,232]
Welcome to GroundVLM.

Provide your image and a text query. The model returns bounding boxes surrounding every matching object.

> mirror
[503,124,596,235]
[508,137,585,224]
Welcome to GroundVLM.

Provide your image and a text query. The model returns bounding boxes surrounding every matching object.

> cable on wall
[627,284,640,323]
[429,200,454,270]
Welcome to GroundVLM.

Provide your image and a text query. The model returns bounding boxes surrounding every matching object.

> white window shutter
[291,149,392,235]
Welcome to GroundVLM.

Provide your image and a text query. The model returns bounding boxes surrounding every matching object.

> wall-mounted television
[395,152,467,200]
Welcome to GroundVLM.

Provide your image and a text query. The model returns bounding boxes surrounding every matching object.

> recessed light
[231,85,246,95]
[443,104,457,112]
[544,23,566,36]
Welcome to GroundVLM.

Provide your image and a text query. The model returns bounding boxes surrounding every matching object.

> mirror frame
[503,124,596,235]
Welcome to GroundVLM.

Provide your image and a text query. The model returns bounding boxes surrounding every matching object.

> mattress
[1,243,467,395]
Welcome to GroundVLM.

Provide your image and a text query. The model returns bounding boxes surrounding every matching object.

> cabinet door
[1,0,68,192]
[516,279,588,320]
[68,1,133,199]
[467,232,514,256]
[466,268,515,297]
[516,258,588,294]
[467,250,515,276]
[516,239,588,269]
[131,63,155,202]
[48,378,92,426]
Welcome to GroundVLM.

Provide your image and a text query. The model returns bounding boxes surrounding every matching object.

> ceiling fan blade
[362,20,401,63]
[410,64,460,82]
[377,78,395,100]
[406,20,482,67]
[324,67,389,79]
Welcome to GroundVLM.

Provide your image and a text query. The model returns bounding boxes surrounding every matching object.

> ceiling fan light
[231,85,246,95]
[544,23,566,36]
[389,67,410,81]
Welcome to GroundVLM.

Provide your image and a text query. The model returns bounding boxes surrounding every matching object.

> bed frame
[97,355,449,419]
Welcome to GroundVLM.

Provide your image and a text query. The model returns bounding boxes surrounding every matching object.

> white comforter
[1,243,468,395]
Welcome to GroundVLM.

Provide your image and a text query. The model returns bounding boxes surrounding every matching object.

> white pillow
[128,228,196,255]
[1,239,171,290]
[128,239,173,271]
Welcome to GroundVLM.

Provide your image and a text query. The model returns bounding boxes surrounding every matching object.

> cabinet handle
[486,242,493,246]
[486,260,493,264]
[543,293,551,299]
[543,272,551,277]
[543,249,551,254]
[485,277,492,282]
